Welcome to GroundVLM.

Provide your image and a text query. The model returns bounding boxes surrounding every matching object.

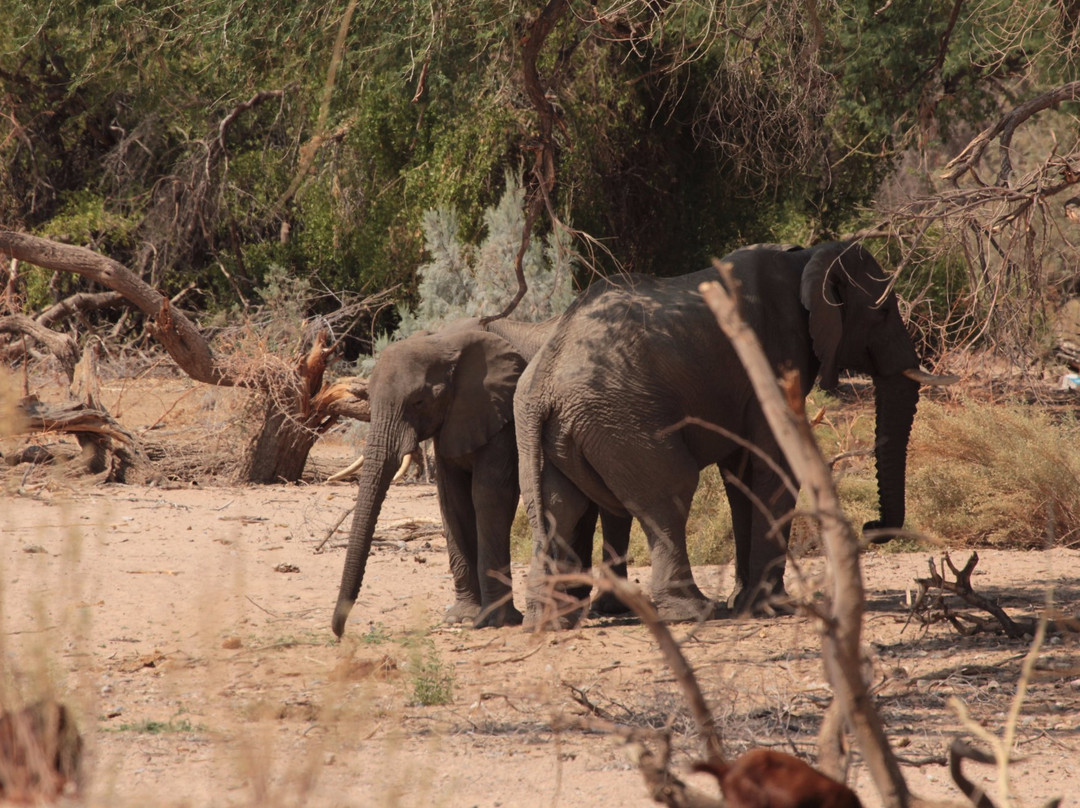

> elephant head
[799,241,953,537]
[331,327,524,637]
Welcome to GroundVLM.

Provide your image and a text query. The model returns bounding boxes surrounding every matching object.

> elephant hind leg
[618,461,717,623]
[524,462,593,630]
[590,509,632,616]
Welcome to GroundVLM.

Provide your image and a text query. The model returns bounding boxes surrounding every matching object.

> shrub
[908,399,1080,548]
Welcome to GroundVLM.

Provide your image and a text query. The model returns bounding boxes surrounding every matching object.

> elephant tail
[513,371,549,550]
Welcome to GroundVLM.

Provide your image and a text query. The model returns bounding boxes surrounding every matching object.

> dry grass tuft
[909,399,1080,548]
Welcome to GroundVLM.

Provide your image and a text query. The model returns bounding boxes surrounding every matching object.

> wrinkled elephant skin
[515,242,952,626]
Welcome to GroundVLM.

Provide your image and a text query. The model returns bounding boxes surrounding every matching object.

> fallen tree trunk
[0,230,374,483]
[0,314,80,380]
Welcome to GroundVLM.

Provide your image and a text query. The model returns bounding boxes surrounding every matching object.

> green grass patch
[110,718,206,734]
[402,637,454,706]
[361,622,391,645]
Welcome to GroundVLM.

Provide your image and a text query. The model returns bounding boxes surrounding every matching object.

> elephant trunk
[332,430,409,638]
[864,373,920,541]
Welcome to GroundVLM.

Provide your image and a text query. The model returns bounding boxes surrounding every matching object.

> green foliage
[908,399,1080,548]
[406,640,454,706]
[396,170,576,338]
[4,0,1077,347]
[361,622,391,645]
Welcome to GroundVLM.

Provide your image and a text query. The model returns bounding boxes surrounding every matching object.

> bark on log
[14,395,155,482]
[312,376,370,422]
[0,230,376,483]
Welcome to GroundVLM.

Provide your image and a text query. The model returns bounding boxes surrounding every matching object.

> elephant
[331,322,527,637]
[514,241,954,626]
[331,318,632,638]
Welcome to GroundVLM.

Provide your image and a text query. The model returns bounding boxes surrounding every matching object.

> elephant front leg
[435,459,483,625]
[723,455,793,616]
[470,429,523,628]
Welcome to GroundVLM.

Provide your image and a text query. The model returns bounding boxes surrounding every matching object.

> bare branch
[0,229,228,385]
[485,0,570,324]
[0,313,79,379]
[942,82,1080,186]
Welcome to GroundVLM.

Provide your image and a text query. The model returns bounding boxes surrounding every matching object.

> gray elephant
[331,323,527,637]
[514,241,953,625]
[331,318,631,638]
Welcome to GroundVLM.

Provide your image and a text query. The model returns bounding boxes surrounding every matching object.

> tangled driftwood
[909,552,1080,638]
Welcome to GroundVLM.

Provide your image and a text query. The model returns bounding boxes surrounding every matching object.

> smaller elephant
[332,323,526,637]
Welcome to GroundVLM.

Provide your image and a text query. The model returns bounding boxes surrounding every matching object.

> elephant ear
[800,244,845,391]
[438,329,526,459]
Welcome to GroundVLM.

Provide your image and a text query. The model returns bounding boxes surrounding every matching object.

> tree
[0,229,388,483]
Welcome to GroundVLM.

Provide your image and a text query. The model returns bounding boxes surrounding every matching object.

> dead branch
[864,81,1080,365]
[0,230,228,385]
[700,269,910,808]
[312,376,371,422]
[0,313,79,379]
[550,571,722,808]
[948,740,998,808]
[483,0,570,324]
[946,617,1060,808]
[942,82,1080,186]
[37,290,125,329]
[910,552,1030,639]
[216,90,286,156]
[908,552,1080,638]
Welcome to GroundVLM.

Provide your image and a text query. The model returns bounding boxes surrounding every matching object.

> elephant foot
[523,600,587,631]
[444,599,482,625]
[591,590,632,616]
[728,584,795,617]
[653,593,721,623]
[474,601,524,629]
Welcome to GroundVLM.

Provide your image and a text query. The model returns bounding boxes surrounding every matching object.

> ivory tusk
[327,454,365,483]
[903,367,961,386]
[392,452,412,482]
